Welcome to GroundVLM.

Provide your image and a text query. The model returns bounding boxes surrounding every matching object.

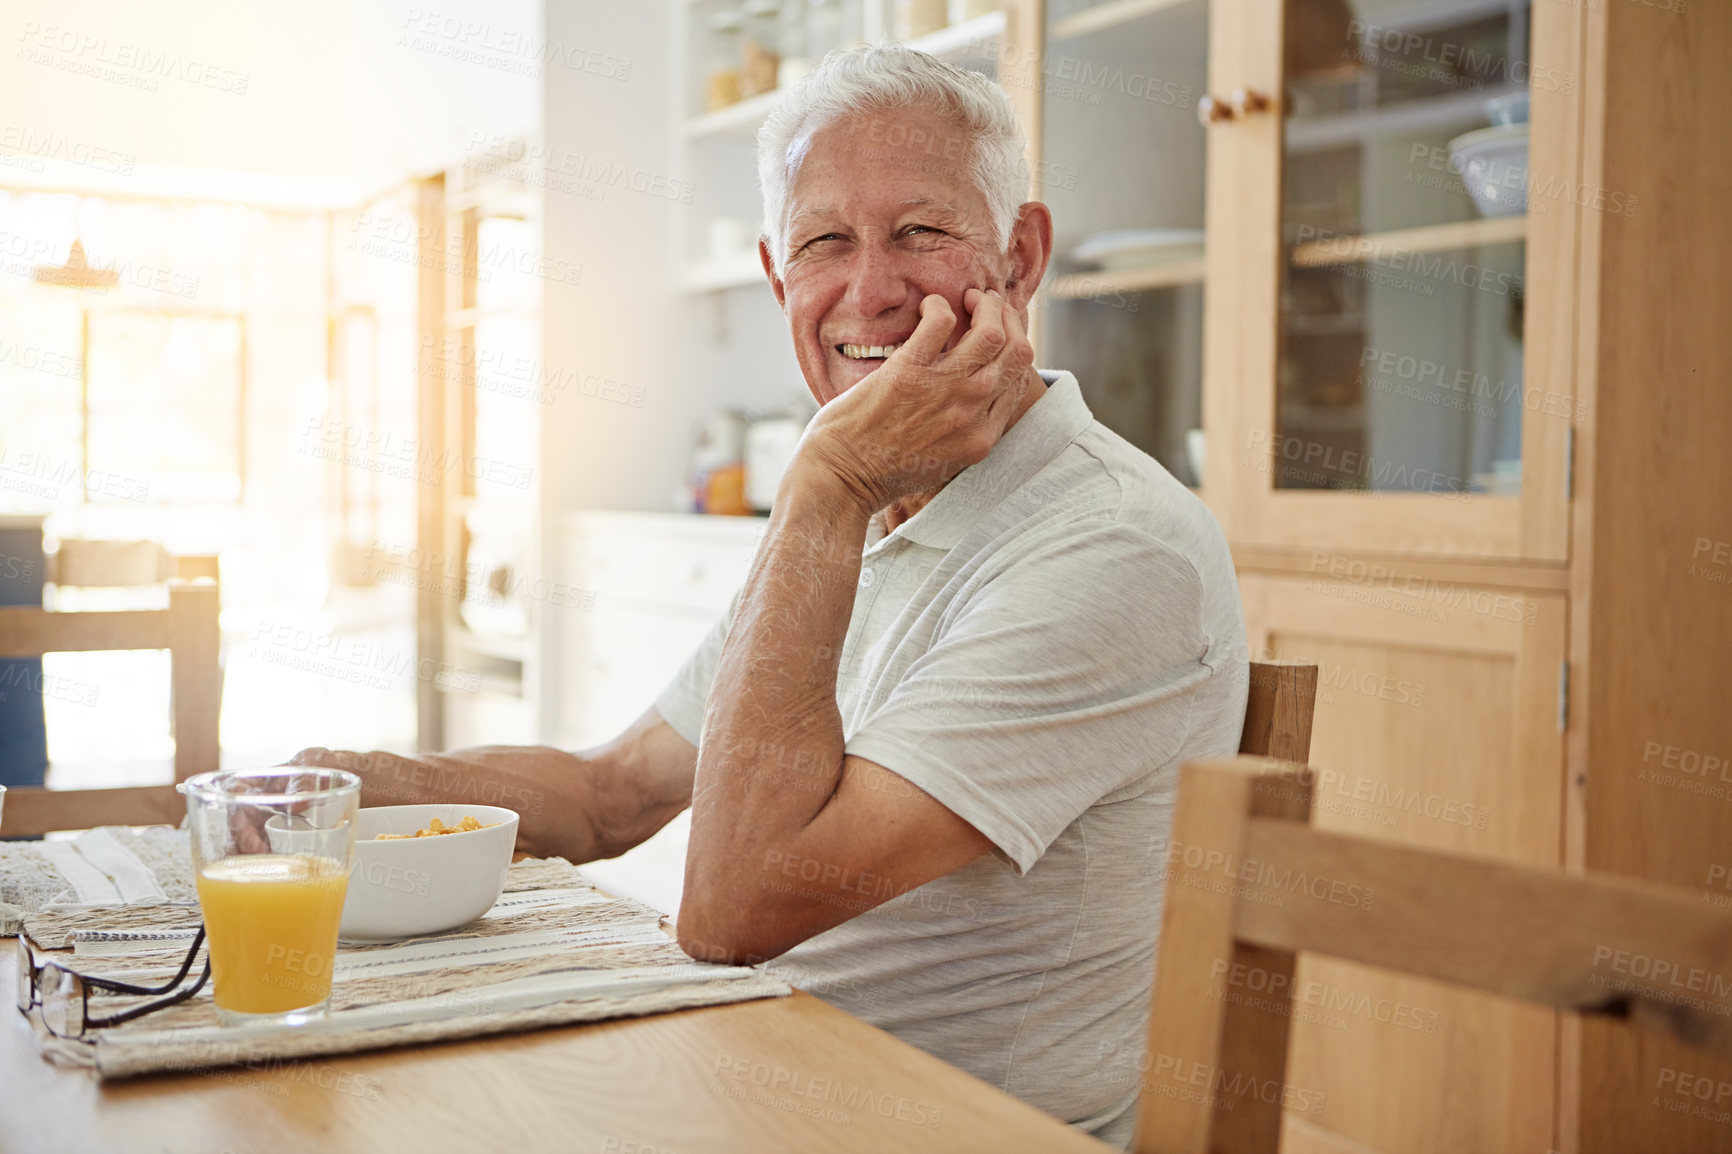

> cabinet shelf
[1290,215,1527,269]
[683,11,1005,139]
[1284,312,1365,336]
[1051,0,1200,41]
[1280,401,1365,432]
[684,89,783,139]
[1047,255,1206,297]
[1285,84,1524,153]
[907,10,1006,60]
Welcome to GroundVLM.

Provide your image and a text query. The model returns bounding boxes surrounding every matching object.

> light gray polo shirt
[655,369,1248,1148]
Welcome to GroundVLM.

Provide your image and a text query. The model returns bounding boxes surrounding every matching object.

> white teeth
[840,342,903,360]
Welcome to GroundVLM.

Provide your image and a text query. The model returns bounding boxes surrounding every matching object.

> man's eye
[801,233,845,250]
[905,225,943,237]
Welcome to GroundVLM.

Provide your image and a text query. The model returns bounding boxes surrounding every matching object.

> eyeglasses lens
[14,946,35,1013]
[40,968,84,1038]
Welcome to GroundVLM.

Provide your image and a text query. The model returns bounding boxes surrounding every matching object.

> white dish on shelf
[1484,91,1530,127]
[1448,124,1529,217]
[1071,228,1205,270]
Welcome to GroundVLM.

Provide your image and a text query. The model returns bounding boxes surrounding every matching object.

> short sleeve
[843,522,1212,875]
[652,589,742,747]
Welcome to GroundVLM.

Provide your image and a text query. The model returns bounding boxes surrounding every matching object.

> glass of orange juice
[182,767,361,1026]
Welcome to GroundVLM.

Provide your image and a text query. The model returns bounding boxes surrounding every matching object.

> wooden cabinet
[1240,571,1567,1153]
[1002,0,1729,1148]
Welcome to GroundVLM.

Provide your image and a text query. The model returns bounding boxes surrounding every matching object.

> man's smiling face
[767,104,1014,406]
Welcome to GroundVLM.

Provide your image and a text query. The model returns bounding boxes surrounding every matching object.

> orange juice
[195,854,349,1015]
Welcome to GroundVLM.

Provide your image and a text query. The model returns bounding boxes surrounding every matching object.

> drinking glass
[181,768,360,1026]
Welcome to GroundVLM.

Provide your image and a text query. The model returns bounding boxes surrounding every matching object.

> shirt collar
[867,370,1094,553]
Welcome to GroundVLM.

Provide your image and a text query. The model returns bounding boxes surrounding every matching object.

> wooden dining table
[0,938,1114,1154]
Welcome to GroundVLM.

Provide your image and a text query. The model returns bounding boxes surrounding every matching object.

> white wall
[537,1,687,516]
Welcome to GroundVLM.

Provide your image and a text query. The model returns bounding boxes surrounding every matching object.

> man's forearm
[685,469,871,895]
[292,710,695,864]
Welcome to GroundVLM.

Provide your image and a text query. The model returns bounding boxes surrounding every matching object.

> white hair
[756,42,1031,276]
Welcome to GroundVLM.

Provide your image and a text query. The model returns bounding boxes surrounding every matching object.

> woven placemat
[17,857,789,1079]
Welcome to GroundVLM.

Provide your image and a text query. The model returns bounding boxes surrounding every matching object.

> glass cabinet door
[1037,0,1211,488]
[1209,0,1576,560]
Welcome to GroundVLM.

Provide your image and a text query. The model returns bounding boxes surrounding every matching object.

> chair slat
[2,785,184,835]
[1132,760,1315,1154]
[0,608,173,656]
[1233,817,1732,1053]
[168,582,221,781]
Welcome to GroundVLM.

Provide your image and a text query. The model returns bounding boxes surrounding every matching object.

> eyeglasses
[15,927,210,1039]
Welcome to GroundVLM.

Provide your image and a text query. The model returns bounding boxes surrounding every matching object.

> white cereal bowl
[271,803,519,941]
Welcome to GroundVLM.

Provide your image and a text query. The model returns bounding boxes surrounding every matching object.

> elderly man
[297,44,1246,1147]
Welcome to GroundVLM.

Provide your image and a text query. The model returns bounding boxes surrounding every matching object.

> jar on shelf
[706,9,745,112]
[742,0,782,98]
[894,0,948,40]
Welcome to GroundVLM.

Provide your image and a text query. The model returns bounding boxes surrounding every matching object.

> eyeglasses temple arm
[78,926,207,998]
[87,959,211,1030]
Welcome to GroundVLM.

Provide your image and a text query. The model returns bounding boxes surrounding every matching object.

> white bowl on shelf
[1448,124,1529,217]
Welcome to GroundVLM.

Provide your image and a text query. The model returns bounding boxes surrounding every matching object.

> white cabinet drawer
[561,603,722,749]
[552,512,763,749]
[566,512,761,613]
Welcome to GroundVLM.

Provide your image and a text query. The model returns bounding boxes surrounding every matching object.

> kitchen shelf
[1050,0,1200,42]
[1285,312,1366,336]
[1285,84,1524,153]
[907,9,1005,60]
[1290,215,1527,269]
[685,89,783,139]
[1280,401,1366,432]
[678,251,767,293]
[1047,255,1206,297]
[683,11,1006,139]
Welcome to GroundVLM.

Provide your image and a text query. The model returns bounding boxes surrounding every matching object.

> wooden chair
[1236,661,1317,762]
[1132,753,1732,1153]
[0,578,219,836]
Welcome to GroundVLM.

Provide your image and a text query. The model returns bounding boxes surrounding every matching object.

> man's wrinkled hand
[798,287,1036,514]
[288,746,419,778]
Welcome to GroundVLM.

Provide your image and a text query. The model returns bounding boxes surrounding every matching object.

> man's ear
[759,237,786,310]
[1002,202,1053,314]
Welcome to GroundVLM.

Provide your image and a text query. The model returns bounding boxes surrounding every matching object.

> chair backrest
[44,539,220,592]
[48,538,169,588]
[1238,662,1317,762]
[0,579,219,836]
[1132,755,1732,1154]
